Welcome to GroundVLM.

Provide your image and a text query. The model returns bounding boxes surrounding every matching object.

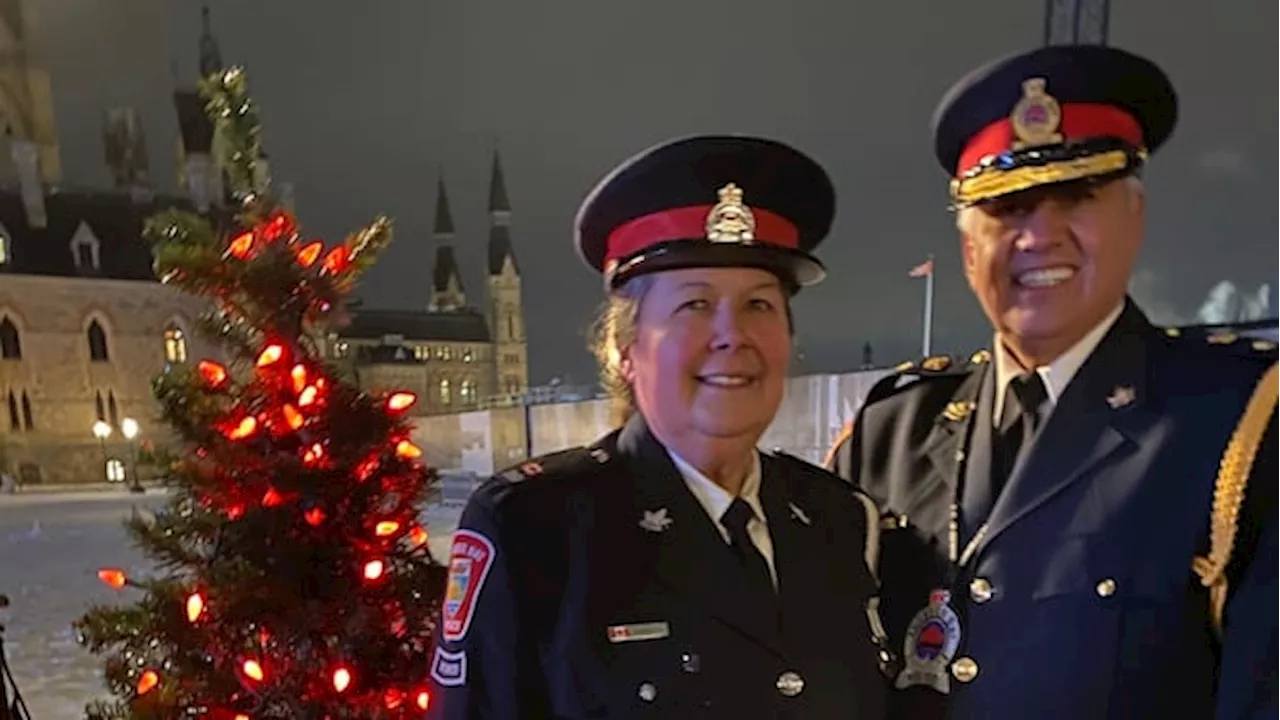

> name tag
[607,621,671,644]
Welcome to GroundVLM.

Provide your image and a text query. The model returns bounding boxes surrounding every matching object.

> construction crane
[1043,0,1111,45]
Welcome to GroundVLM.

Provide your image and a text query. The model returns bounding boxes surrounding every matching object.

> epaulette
[866,349,990,405]
[1163,326,1279,359]
[493,443,614,485]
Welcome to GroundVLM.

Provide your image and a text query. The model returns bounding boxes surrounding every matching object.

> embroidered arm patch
[442,529,497,643]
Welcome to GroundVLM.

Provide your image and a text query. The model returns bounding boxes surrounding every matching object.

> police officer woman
[425,135,889,719]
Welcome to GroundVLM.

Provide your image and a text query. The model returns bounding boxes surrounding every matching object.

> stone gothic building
[0,6,529,484]
[327,152,530,417]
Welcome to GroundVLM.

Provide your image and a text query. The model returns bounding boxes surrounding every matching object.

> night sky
[34,0,1279,384]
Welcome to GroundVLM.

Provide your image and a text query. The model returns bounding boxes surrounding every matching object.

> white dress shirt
[667,449,778,588]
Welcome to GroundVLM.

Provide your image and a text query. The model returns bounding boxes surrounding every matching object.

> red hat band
[957,98,1145,177]
[604,184,800,266]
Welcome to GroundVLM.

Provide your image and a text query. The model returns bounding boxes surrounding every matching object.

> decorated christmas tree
[73,67,447,718]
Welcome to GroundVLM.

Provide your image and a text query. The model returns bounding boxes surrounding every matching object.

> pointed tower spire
[429,175,465,312]
[434,176,455,235]
[487,150,518,275]
[198,5,223,77]
[488,150,511,217]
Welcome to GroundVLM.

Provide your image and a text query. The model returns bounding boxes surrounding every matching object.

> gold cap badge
[705,183,756,244]
[1010,78,1064,150]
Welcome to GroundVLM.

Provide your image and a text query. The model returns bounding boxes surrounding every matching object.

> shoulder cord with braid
[1191,361,1279,638]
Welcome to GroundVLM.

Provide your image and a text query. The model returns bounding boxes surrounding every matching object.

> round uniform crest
[1010,77,1064,149]
[895,589,963,694]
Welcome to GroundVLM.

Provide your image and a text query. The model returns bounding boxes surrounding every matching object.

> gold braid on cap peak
[1191,362,1279,637]
[950,150,1138,206]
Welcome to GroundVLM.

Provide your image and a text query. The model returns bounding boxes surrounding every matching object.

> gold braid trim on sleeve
[1191,362,1279,637]
[823,421,854,471]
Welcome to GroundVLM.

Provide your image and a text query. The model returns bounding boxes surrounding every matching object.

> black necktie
[962,372,1049,543]
[720,498,776,600]
[993,371,1049,493]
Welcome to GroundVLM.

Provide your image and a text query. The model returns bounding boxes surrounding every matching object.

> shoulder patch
[442,529,496,642]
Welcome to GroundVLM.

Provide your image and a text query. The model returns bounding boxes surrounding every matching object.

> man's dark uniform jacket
[828,300,1278,720]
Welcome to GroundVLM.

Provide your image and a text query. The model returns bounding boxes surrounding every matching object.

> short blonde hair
[588,274,656,425]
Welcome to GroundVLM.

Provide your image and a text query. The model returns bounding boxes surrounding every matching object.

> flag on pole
[908,258,934,278]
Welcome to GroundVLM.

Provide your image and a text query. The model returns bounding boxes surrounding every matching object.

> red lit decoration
[242,659,265,682]
[375,521,400,537]
[282,404,304,430]
[387,392,416,412]
[332,666,352,693]
[296,241,323,268]
[290,364,308,393]
[186,592,205,623]
[417,690,431,710]
[256,344,284,367]
[321,246,350,275]
[395,440,423,460]
[136,669,159,695]
[228,231,254,259]
[362,560,385,581]
[304,507,326,527]
[225,416,258,441]
[198,360,229,388]
[98,568,127,590]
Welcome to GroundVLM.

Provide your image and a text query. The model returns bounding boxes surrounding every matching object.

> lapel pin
[788,502,811,526]
[639,508,673,533]
[942,400,976,422]
[1106,385,1136,409]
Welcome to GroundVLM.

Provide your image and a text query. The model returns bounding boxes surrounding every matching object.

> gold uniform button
[951,657,979,683]
[969,578,994,604]
[1096,578,1117,597]
[776,670,805,697]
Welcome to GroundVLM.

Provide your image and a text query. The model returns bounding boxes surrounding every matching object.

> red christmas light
[290,364,308,393]
[408,526,429,547]
[332,666,352,693]
[257,344,284,367]
[186,592,205,623]
[395,440,423,459]
[387,392,416,412]
[136,669,159,695]
[384,688,404,709]
[262,213,291,241]
[375,521,400,537]
[228,232,254,259]
[363,560,385,581]
[304,507,326,527]
[417,690,431,710]
[282,404,304,430]
[321,246,350,275]
[262,487,283,507]
[98,568,127,589]
[198,360,229,388]
[242,659,265,682]
[225,416,258,441]
[298,385,319,407]
[303,443,325,465]
[355,457,380,481]
[296,241,323,268]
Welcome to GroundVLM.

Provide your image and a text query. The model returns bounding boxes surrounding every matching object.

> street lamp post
[121,417,143,494]
[91,420,112,484]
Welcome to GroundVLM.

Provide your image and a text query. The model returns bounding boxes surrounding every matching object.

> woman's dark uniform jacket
[827,301,1278,719]
[425,415,891,718]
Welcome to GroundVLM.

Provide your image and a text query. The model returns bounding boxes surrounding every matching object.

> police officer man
[826,45,1277,719]
[427,135,890,718]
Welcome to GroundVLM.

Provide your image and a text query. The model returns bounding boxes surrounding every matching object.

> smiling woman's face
[621,266,792,447]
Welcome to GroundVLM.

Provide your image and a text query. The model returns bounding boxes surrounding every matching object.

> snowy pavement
[0,489,461,717]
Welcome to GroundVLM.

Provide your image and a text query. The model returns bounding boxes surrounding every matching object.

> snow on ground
[0,489,461,717]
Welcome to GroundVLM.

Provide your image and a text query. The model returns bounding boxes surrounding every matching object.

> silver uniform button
[969,577,993,604]
[951,657,979,683]
[1096,578,1117,597]
[776,670,805,697]
[638,682,657,702]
